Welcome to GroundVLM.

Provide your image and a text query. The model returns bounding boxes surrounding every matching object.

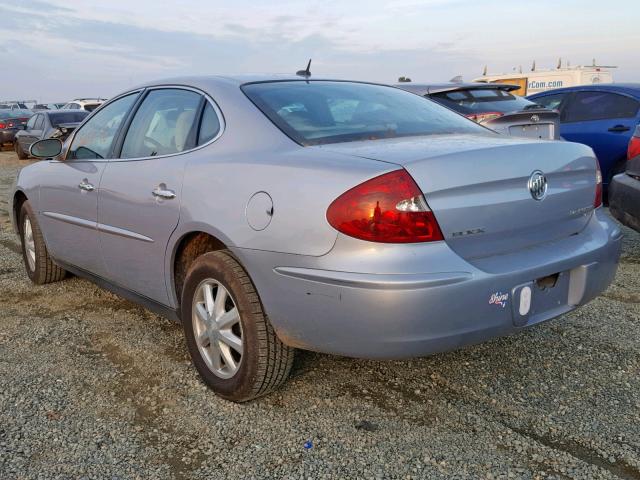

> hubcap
[23,217,36,272]
[192,279,243,379]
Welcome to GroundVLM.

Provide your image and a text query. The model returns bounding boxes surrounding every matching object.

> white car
[62,98,106,112]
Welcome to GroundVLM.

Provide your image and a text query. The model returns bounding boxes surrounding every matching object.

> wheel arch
[170,230,230,308]
[12,189,28,234]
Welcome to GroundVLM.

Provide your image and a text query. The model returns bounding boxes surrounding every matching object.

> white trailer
[473,63,615,96]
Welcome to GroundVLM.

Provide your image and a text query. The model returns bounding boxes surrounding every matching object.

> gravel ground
[0,148,639,480]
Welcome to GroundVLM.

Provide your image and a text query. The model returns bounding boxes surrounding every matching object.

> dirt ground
[1,149,639,479]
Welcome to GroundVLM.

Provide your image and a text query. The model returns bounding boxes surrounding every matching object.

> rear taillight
[465,112,503,124]
[0,123,5,129]
[326,169,444,243]
[594,160,603,208]
[628,135,640,161]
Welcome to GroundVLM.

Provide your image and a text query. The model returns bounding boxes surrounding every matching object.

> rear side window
[243,81,485,145]
[68,93,138,160]
[430,88,534,114]
[532,93,566,110]
[197,102,221,145]
[121,89,201,159]
[564,92,640,122]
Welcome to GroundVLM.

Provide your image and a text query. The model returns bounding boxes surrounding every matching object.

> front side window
[121,89,201,158]
[242,81,486,146]
[68,93,138,160]
[564,92,640,122]
[34,115,44,130]
[532,93,566,111]
[26,115,37,129]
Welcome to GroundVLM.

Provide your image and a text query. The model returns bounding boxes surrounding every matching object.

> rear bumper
[233,210,621,359]
[609,173,640,232]
[0,130,16,143]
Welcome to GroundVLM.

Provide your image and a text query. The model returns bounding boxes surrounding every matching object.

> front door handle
[152,184,176,200]
[78,179,95,191]
[608,125,631,133]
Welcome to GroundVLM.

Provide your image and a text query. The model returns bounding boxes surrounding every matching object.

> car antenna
[296,59,312,78]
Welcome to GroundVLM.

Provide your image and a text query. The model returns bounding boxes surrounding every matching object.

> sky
[1,0,639,102]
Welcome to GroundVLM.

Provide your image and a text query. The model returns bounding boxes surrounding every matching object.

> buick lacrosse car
[12,76,622,401]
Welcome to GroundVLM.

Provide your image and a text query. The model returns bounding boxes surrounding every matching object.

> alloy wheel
[192,279,244,379]
[23,216,36,272]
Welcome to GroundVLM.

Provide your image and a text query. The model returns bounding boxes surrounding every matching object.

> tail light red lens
[0,123,5,129]
[326,169,444,243]
[628,135,640,161]
[465,112,503,124]
[594,160,603,208]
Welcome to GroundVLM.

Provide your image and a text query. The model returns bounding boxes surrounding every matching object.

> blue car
[528,83,640,197]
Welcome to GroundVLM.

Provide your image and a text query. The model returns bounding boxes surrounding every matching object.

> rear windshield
[430,88,536,114]
[242,81,486,145]
[49,111,89,126]
[84,103,101,112]
[8,110,33,118]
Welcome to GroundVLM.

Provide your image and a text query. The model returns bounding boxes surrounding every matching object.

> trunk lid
[319,134,597,262]
[485,108,560,140]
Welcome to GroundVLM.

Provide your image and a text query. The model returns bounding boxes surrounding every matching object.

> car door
[37,93,139,275]
[18,115,38,151]
[559,90,640,184]
[98,87,207,305]
[30,114,45,147]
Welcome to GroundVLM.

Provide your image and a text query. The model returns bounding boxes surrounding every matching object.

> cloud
[0,0,637,100]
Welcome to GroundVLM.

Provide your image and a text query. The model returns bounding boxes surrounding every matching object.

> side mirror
[30,138,63,158]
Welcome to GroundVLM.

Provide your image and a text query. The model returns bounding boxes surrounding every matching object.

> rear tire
[181,250,294,402]
[14,142,27,160]
[19,201,66,284]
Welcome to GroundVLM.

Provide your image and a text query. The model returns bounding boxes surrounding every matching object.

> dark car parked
[397,82,560,140]
[528,84,640,197]
[0,110,33,147]
[14,110,89,159]
[609,126,640,232]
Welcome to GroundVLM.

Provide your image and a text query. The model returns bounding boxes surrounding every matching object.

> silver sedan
[11,76,621,401]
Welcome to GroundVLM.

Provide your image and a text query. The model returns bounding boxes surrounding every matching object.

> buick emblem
[528,170,547,201]
[530,114,540,123]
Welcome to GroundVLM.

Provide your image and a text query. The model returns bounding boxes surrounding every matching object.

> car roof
[396,82,520,96]
[528,83,640,97]
[129,74,388,91]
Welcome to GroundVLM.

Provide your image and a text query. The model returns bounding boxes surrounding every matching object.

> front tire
[19,201,66,284]
[181,251,294,402]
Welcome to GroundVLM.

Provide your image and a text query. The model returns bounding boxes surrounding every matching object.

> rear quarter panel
[166,78,398,304]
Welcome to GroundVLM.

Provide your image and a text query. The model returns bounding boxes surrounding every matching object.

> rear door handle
[78,179,95,191]
[152,184,176,200]
[608,125,631,132]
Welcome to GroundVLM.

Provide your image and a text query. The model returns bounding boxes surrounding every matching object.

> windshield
[242,81,486,145]
[49,111,89,126]
[430,88,536,114]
